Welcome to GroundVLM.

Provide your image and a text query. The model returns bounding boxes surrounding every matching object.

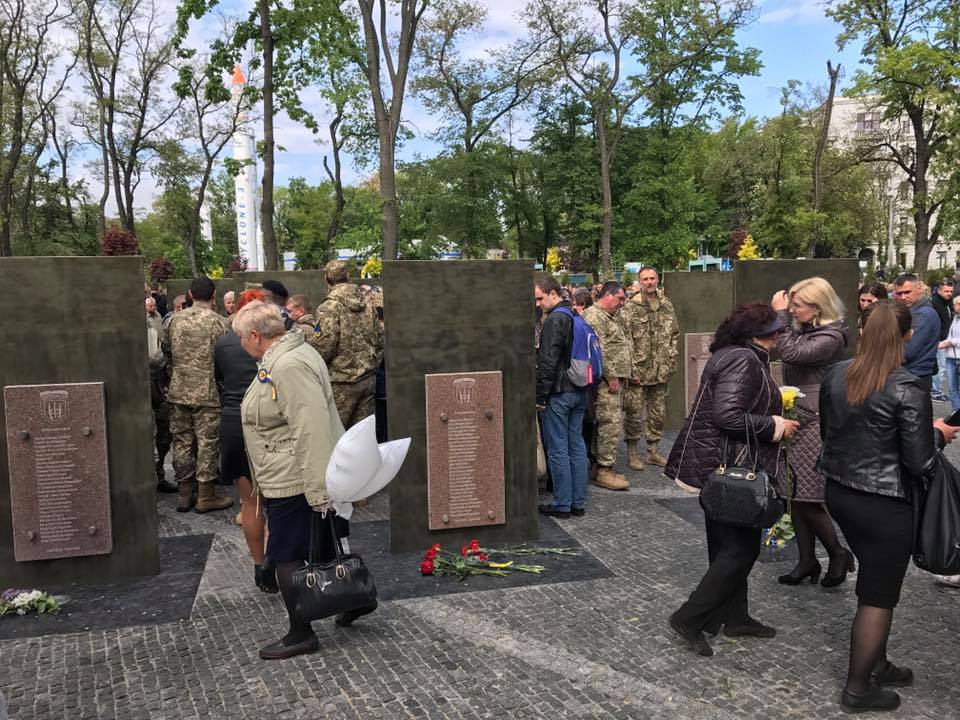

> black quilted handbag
[913,453,960,575]
[289,512,378,622]
[699,415,784,529]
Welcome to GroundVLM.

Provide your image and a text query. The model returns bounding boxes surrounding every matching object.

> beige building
[828,96,953,272]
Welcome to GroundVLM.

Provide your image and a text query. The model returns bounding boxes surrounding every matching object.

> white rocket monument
[231,64,262,270]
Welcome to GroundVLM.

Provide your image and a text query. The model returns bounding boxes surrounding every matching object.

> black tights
[276,561,314,645]
[792,502,844,566]
[846,604,892,693]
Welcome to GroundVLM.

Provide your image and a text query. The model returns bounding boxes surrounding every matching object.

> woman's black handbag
[699,416,784,529]
[913,453,960,575]
[289,512,378,622]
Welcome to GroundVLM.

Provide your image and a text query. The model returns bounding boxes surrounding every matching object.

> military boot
[647,444,668,467]
[176,481,196,513]
[594,466,630,491]
[627,444,644,471]
[195,482,234,513]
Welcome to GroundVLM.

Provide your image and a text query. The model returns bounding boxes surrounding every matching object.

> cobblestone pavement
[2,426,960,719]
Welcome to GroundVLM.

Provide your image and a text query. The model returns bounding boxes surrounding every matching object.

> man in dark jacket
[535,275,589,518]
[931,279,953,399]
[894,274,940,389]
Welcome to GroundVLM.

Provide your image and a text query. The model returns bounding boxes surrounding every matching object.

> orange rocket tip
[231,64,246,85]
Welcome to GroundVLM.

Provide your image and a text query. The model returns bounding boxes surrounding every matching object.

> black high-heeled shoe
[778,560,822,585]
[822,548,856,588]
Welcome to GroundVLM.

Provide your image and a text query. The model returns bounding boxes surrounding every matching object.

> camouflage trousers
[332,376,376,430]
[593,379,624,467]
[169,403,220,486]
[152,395,171,478]
[624,382,668,446]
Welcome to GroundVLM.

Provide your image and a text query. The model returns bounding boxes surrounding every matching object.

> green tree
[828,0,960,272]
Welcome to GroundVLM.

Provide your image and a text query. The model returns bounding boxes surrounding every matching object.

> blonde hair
[789,276,845,327]
[233,300,285,338]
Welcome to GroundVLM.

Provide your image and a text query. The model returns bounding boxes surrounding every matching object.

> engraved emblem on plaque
[454,377,476,406]
[39,390,70,425]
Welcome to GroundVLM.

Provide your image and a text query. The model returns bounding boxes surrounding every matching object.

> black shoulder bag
[699,413,783,529]
[289,512,378,622]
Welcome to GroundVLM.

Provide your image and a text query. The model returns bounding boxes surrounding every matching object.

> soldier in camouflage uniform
[623,268,680,469]
[582,281,631,491]
[146,298,176,492]
[285,294,316,335]
[311,260,382,429]
[163,277,233,513]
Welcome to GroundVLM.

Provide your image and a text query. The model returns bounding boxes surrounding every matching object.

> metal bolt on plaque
[81,427,92,436]
[19,430,29,441]
[26,530,35,541]
[440,412,448,422]
[485,410,493,419]
[487,510,495,519]
[442,514,450,524]
[88,526,97,536]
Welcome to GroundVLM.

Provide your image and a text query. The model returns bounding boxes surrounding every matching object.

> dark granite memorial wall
[0,256,159,585]
[383,260,537,553]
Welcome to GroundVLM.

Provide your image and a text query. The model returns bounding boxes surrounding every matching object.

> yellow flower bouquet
[765,386,806,547]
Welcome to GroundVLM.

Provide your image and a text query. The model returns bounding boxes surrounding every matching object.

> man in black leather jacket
[535,275,588,518]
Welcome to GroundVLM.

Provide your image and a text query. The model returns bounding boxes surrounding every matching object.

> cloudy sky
[94,0,866,215]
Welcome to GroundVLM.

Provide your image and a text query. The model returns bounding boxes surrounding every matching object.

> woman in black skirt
[215,289,274,592]
[819,300,957,713]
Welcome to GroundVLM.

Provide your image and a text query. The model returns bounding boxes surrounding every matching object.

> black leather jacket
[214,332,258,416]
[818,360,942,499]
[665,342,782,489]
[536,301,578,405]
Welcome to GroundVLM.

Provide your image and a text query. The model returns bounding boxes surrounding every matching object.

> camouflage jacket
[296,312,317,337]
[623,289,680,385]
[582,305,632,379]
[163,305,228,406]
[310,283,381,383]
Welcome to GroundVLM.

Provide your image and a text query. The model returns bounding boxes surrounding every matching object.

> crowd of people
[143,261,959,706]
[146,262,384,660]
[536,268,959,714]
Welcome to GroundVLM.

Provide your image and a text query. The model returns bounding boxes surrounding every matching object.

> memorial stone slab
[5,383,112,561]
[384,260,537,553]
[425,372,505,531]
[0,256,158,586]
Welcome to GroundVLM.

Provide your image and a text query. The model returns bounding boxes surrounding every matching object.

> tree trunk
[323,113,345,262]
[0,89,26,257]
[911,112,932,273]
[259,0,278,270]
[378,130,398,260]
[810,61,840,258]
[595,108,612,278]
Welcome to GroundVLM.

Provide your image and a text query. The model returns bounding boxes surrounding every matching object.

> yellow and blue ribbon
[257,367,277,400]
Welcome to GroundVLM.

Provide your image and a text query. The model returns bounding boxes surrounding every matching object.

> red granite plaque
[4,382,113,561]
[425,371,505,531]
[684,333,714,415]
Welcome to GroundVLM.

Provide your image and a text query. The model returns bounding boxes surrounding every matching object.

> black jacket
[536,301,579,405]
[818,360,941,499]
[931,293,952,341]
[665,342,782,489]
[214,333,257,415]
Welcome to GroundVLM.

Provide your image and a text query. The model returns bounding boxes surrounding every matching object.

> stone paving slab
[1,434,959,719]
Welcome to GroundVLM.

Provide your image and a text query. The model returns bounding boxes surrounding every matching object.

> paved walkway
[2,431,959,719]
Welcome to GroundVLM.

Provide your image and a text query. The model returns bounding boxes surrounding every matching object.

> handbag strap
[308,511,346,564]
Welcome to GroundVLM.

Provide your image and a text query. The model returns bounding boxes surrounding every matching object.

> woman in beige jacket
[235,300,375,660]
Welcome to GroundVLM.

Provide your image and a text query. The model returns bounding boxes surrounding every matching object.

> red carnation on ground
[419,560,435,576]
[425,548,438,561]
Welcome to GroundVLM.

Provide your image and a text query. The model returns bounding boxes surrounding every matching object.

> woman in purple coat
[771,277,852,587]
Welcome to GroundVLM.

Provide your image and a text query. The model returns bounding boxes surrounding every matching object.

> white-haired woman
[771,277,852,588]
[235,300,375,660]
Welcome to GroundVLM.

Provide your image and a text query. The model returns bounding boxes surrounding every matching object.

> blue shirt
[904,299,941,377]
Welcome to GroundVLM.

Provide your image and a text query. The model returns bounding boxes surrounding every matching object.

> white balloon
[351,437,411,501]
[325,415,411,503]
